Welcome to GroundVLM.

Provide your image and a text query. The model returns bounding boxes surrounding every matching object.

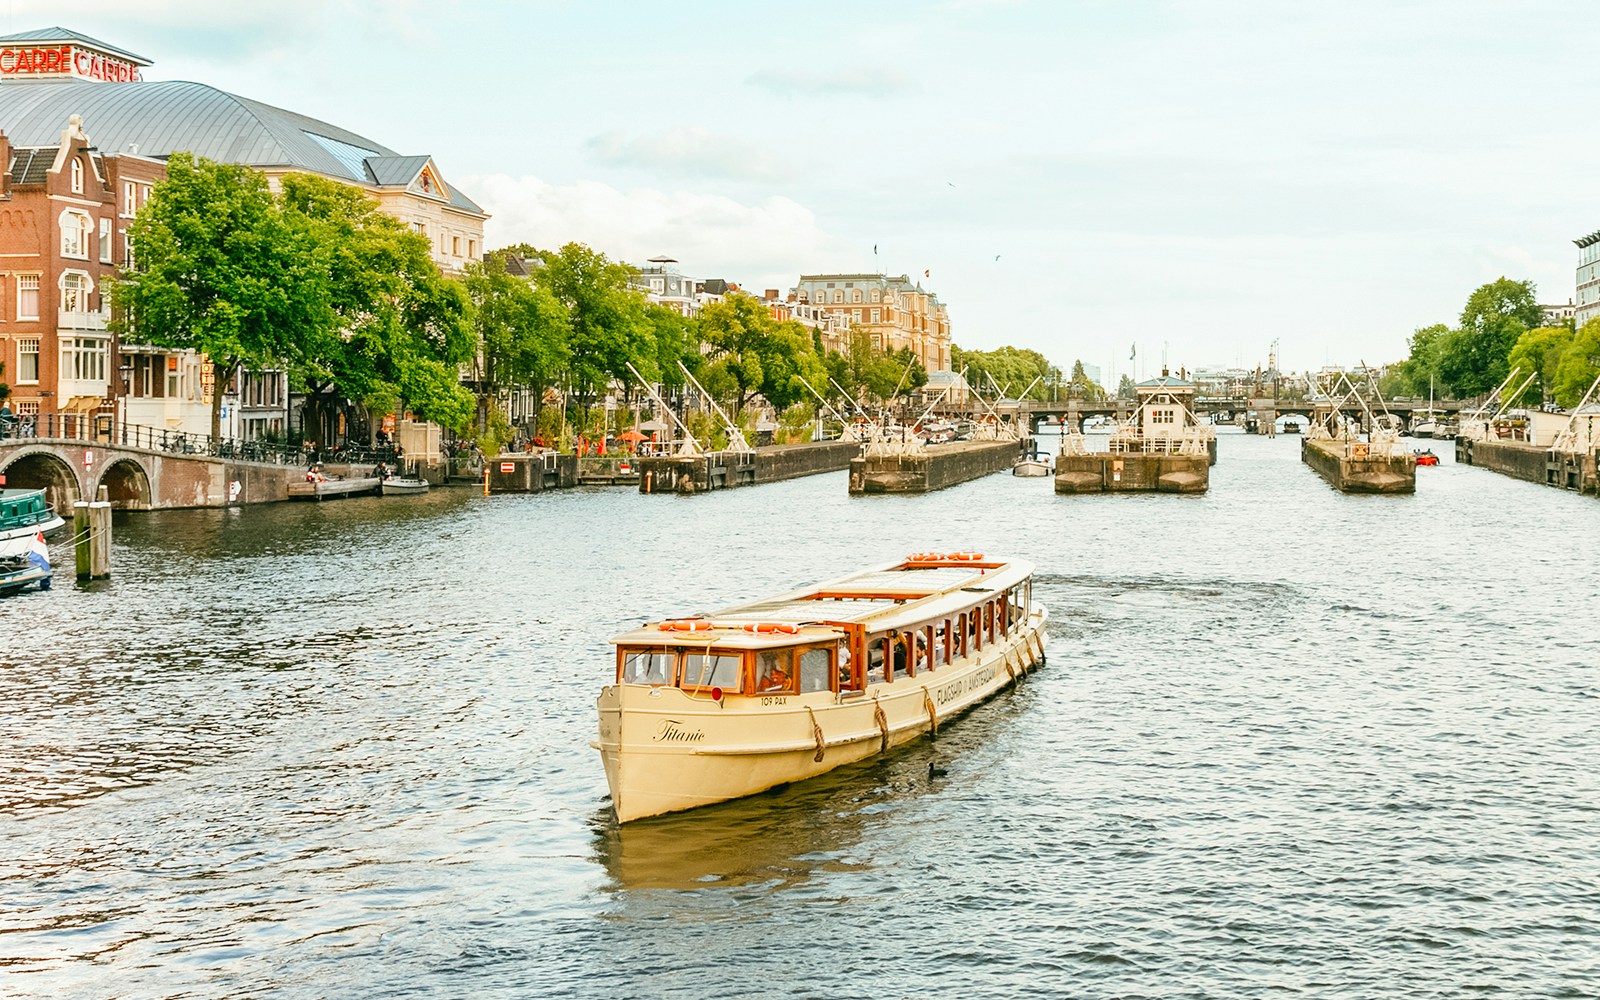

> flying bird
[947,181,956,188]
[994,254,1002,262]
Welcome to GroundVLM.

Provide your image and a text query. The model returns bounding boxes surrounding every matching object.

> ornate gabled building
[0,28,488,438]
[789,272,951,374]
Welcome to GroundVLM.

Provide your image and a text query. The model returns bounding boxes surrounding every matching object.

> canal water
[4,432,1598,998]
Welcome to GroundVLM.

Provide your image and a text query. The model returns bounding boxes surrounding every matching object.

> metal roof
[0,27,151,65]
[1575,230,1600,249]
[0,79,485,214]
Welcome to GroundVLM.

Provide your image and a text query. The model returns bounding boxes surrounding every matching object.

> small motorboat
[380,476,430,496]
[1414,450,1439,466]
[1012,457,1051,477]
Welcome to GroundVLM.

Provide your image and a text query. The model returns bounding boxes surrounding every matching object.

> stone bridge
[0,427,303,514]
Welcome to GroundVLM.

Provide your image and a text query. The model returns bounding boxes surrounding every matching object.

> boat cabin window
[681,652,743,691]
[933,621,948,666]
[756,649,794,693]
[621,647,675,686]
[837,639,861,691]
[798,647,831,693]
[893,633,913,678]
[866,636,887,684]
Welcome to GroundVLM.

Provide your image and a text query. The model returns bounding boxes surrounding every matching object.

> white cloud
[585,127,795,183]
[746,65,916,98]
[462,174,852,292]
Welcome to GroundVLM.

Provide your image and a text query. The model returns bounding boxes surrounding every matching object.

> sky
[12,0,1600,377]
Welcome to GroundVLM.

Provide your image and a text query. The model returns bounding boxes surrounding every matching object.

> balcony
[58,307,111,332]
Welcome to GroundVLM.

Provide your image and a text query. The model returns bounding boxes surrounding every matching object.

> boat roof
[611,555,1034,648]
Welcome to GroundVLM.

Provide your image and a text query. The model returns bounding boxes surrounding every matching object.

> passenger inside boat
[756,650,791,692]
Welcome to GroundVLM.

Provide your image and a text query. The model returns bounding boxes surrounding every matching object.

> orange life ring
[658,619,713,632]
[947,551,985,561]
[742,622,800,635]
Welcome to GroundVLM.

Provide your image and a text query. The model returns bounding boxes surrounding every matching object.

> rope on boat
[805,706,826,763]
[873,701,889,754]
[1004,652,1017,682]
[922,689,938,738]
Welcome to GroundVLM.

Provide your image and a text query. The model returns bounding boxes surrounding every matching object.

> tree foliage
[952,345,1053,400]
[1506,325,1574,405]
[112,153,329,439]
[537,243,652,396]
[279,172,474,431]
[464,254,571,431]
[1552,318,1600,407]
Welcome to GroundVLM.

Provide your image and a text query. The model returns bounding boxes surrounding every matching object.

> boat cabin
[612,553,1035,699]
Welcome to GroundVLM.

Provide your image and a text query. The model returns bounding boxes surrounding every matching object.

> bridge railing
[0,413,309,467]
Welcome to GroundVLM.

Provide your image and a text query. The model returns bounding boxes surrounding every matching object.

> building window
[122,181,136,216]
[467,239,477,258]
[61,273,91,313]
[851,289,862,303]
[17,338,39,382]
[61,211,92,258]
[17,275,39,320]
[61,337,108,382]
[451,236,461,256]
[871,289,881,302]
[124,234,135,268]
[871,308,882,323]
[71,158,84,193]
[99,218,113,263]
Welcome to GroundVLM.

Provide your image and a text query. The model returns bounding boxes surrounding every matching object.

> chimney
[764,288,779,302]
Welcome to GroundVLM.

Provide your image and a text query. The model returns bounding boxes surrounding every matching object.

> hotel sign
[0,44,144,83]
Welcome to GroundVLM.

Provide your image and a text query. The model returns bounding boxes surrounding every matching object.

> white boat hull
[596,608,1049,823]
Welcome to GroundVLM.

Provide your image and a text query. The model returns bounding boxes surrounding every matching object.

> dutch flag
[28,531,51,590]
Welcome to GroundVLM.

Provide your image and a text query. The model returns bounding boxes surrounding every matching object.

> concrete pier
[1054,452,1208,494]
[486,452,579,493]
[848,438,1020,495]
[1301,438,1415,494]
[1456,437,1600,495]
[637,440,858,494]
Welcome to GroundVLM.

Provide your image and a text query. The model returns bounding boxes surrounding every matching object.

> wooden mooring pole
[74,486,112,580]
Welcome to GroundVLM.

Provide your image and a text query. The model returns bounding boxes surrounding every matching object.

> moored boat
[595,552,1048,823]
[379,476,430,496]
[0,488,65,548]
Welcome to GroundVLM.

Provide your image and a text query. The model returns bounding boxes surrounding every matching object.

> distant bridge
[0,415,306,514]
[939,397,1467,433]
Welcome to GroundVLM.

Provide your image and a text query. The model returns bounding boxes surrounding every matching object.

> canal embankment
[1054,452,1208,494]
[1301,437,1415,493]
[635,440,858,494]
[849,438,1021,495]
[1456,437,1600,495]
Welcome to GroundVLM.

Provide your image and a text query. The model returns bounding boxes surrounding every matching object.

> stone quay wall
[1301,438,1415,494]
[635,440,860,494]
[485,453,579,493]
[1054,453,1209,494]
[849,439,1021,495]
[1456,437,1600,495]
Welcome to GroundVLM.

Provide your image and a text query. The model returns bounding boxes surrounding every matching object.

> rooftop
[0,78,483,214]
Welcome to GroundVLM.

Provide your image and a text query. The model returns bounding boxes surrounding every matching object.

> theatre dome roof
[0,79,482,213]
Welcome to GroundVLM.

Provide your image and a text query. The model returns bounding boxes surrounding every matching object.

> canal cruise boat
[596,552,1048,822]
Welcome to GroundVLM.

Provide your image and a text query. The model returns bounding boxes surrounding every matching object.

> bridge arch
[0,448,81,514]
[97,458,152,510]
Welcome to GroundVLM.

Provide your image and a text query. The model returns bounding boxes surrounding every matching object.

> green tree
[1507,325,1575,406]
[1552,318,1600,408]
[1436,278,1541,397]
[698,292,828,414]
[1068,359,1105,400]
[111,153,329,441]
[463,254,572,435]
[1117,374,1136,400]
[1389,323,1450,397]
[279,172,475,436]
[538,243,653,397]
[953,345,1053,399]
